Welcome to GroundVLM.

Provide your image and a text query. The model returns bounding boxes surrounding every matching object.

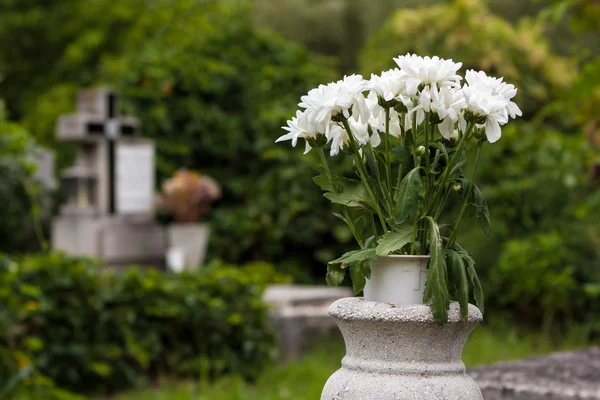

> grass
[108,322,593,400]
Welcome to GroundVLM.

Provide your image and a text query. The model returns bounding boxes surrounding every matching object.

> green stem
[426,122,474,215]
[447,140,484,248]
[342,119,389,231]
[317,147,363,247]
[384,107,392,192]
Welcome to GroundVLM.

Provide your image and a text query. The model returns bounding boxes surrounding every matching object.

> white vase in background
[363,255,430,304]
[166,223,210,270]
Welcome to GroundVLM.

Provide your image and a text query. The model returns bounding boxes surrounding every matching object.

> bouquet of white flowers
[276,54,521,324]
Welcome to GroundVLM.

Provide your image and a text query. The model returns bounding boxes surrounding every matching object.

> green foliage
[360,0,575,119]
[491,232,580,329]
[0,115,48,253]
[0,252,278,396]
[102,1,342,278]
[459,124,600,328]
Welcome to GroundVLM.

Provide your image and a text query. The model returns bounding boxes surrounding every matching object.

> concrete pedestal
[321,298,483,400]
[52,215,166,266]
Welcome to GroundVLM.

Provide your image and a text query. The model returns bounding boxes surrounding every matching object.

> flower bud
[473,126,487,141]
[394,103,408,113]
[377,96,397,109]
[416,145,427,157]
[464,109,487,125]
[452,183,462,193]
[307,133,327,148]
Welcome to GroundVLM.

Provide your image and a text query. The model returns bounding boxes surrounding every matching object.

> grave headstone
[51,88,166,266]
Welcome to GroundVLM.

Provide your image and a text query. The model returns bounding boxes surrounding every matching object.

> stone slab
[264,285,352,359]
[468,348,600,399]
[52,215,166,265]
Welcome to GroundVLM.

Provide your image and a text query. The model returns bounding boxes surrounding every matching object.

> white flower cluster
[276,54,522,155]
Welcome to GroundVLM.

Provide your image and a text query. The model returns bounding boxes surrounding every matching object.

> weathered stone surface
[321,298,483,400]
[264,285,352,359]
[469,348,600,399]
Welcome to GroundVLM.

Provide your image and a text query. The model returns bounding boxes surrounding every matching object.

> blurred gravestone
[29,148,56,191]
[469,348,600,399]
[51,88,166,266]
[264,284,352,359]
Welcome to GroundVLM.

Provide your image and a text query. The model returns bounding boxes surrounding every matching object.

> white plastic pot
[166,223,210,270]
[363,255,430,304]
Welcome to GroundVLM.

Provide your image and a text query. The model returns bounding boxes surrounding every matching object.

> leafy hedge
[0,114,49,253]
[111,1,348,278]
[0,253,280,396]
[360,0,575,120]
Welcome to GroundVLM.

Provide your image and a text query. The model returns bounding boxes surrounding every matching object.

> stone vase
[363,255,430,305]
[166,223,210,271]
[321,298,483,400]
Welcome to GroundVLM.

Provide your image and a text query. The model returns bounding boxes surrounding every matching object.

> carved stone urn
[321,298,483,400]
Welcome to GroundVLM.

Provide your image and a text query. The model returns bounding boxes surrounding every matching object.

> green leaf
[364,149,380,182]
[456,243,485,313]
[313,174,334,192]
[423,216,450,326]
[324,191,364,207]
[394,167,423,224]
[459,179,491,235]
[375,226,414,256]
[446,249,469,322]
[349,261,368,294]
[330,248,377,267]
[471,184,491,235]
[391,145,411,167]
[326,263,346,286]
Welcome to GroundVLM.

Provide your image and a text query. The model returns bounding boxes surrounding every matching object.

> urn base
[321,298,483,400]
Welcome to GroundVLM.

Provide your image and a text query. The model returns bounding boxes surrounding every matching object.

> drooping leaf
[446,249,469,322]
[471,184,491,235]
[329,249,376,292]
[326,263,346,287]
[455,243,484,313]
[375,226,414,256]
[394,167,423,224]
[458,179,491,235]
[423,216,450,326]
[349,260,368,294]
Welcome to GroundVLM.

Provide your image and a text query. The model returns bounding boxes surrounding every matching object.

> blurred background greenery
[0,0,599,398]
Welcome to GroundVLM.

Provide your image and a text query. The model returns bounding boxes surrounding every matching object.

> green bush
[360,0,575,120]
[111,1,352,278]
[456,124,600,330]
[0,252,279,396]
[0,114,50,253]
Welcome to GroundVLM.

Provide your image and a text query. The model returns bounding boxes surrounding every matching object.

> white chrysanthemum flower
[462,88,510,143]
[276,110,318,154]
[393,54,463,95]
[465,70,522,119]
[349,117,381,148]
[462,70,522,143]
[417,86,466,139]
[299,75,369,135]
[365,91,404,138]
[368,69,412,106]
[326,123,349,156]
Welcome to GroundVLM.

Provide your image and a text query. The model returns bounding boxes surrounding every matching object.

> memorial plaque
[115,142,155,214]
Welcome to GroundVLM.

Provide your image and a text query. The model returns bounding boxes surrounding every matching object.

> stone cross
[56,88,154,216]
